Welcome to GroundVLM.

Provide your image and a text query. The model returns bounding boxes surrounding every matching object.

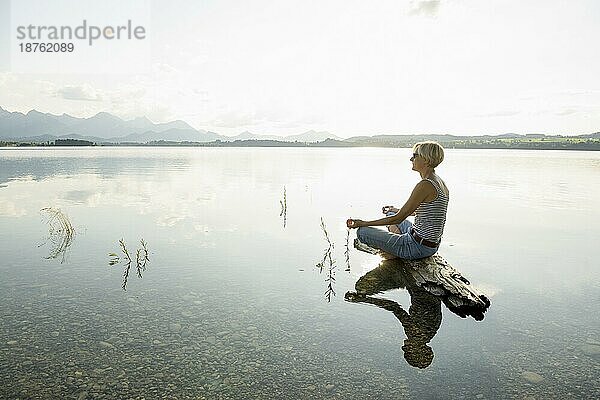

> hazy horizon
[1,0,600,138]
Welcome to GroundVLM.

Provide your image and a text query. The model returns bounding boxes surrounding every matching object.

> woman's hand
[346,218,365,229]
[382,205,399,214]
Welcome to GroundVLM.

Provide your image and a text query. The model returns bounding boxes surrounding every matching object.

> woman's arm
[348,181,433,228]
[383,206,415,217]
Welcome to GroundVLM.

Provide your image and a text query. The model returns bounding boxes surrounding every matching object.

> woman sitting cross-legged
[347,141,449,260]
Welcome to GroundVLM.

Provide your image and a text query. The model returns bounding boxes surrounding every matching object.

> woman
[347,141,449,260]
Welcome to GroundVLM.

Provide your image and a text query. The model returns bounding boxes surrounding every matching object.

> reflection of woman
[347,141,449,260]
[345,260,442,369]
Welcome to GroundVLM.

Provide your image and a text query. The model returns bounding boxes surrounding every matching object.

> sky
[1,0,600,137]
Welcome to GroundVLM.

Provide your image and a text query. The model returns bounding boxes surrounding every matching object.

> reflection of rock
[346,257,491,369]
[354,241,490,320]
[521,371,544,384]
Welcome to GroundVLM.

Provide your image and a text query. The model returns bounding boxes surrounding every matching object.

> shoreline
[1,140,600,151]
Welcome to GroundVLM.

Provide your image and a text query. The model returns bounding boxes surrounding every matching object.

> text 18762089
[18,42,74,52]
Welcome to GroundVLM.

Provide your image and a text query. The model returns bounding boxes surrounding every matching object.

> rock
[521,371,544,384]
[77,391,88,400]
[205,336,217,345]
[169,323,182,333]
[98,341,114,349]
[325,384,335,391]
[581,344,600,358]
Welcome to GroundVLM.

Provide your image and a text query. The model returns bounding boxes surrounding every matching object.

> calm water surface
[0,147,599,399]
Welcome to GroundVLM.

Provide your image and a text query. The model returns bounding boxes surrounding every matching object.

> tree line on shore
[2,135,599,150]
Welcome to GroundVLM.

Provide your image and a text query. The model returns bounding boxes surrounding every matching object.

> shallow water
[0,147,599,399]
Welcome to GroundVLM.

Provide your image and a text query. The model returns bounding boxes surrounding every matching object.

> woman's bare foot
[382,205,400,215]
[387,225,401,234]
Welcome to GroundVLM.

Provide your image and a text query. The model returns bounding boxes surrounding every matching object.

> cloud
[555,109,578,116]
[0,72,17,88]
[555,90,600,97]
[273,114,327,129]
[157,214,185,227]
[474,110,521,118]
[56,84,102,101]
[209,110,263,128]
[153,63,180,75]
[408,0,441,17]
[108,86,147,104]
[34,80,59,96]
[0,198,27,218]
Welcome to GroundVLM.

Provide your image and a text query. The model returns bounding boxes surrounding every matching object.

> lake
[0,147,599,399]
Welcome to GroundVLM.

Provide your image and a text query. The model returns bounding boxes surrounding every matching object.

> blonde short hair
[413,141,445,168]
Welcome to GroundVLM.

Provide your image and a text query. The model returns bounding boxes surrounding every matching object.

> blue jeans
[356,214,438,260]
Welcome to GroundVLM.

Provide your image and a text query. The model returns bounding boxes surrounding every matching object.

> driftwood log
[353,239,490,320]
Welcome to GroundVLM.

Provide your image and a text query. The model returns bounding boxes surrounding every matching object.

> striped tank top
[413,178,449,244]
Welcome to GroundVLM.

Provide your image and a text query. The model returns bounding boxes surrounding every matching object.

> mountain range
[0,107,340,143]
[2,107,599,145]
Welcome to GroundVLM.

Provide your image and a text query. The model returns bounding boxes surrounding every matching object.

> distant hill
[285,130,342,142]
[0,107,207,142]
[0,107,341,143]
[116,128,222,143]
[223,131,282,142]
[222,130,341,142]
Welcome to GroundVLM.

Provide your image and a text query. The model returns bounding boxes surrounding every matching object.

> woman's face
[410,152,427,171]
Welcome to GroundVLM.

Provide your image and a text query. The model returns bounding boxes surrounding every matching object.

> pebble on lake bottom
[521,371,544,384]
[580,344,600,359]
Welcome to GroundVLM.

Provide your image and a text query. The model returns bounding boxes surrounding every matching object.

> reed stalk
[344,228,351,271]
[279,186,287,227]
[315,217,336,302]
[39,207,75,263]
[111,238,150,290]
